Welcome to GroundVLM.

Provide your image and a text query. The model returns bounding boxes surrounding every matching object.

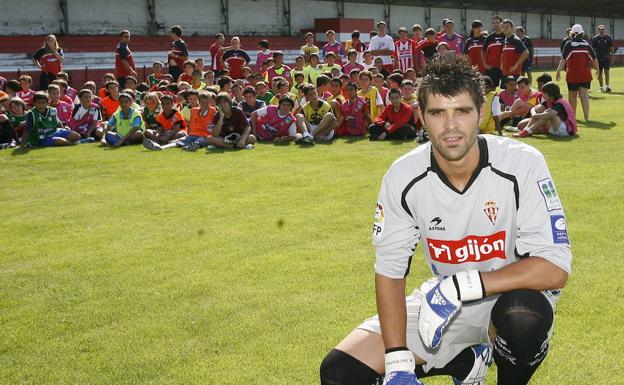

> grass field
[1,69,623,385]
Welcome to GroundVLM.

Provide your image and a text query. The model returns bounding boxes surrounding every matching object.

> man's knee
[320,349,383,385]
[491,289,553,366]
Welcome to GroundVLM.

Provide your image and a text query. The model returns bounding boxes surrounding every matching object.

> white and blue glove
[383,349,423,385]
[418,270,485,349]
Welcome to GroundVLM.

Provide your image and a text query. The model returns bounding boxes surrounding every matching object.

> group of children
[1,18,585,150]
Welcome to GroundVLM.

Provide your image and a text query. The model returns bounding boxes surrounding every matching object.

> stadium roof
[328,0,623,18]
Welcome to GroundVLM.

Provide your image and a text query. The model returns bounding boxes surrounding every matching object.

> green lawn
[1,69,623,385]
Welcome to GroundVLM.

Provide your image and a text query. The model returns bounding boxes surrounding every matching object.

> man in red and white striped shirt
[393,27,417,74]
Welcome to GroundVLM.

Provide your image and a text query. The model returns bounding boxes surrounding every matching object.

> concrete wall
[2,0,624,39]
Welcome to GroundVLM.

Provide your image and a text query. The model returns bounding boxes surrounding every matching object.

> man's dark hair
[258,40,270,49]
[330,77,343,87]
[417,55,484,112]
[218,76,233,89]
[302,84,316,96]
[388,88,401,97]
[170,25,182,37]
[160,94,174,103]
[186,89,199,98]
[6,80,20,93]
[481,75,494,88]
[278,95,295,109]
[272,51,284,59]
[388,73,404,86]
[492,15,503,23]
[536,73,553,84]
[215,92,232,105]
[316,75,331,88]
[33,91,49,103]
[105,80,119,90]
[345,82,358,91]
[242,86,256,96]
[351,30,360,39]
[541,82,562,100]
[516,76,530,86]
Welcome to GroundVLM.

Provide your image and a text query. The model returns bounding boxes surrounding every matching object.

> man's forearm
[375,273,407,350]
[481,256,568,296]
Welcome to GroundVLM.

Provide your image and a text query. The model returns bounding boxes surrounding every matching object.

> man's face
[329,81,341,96]
[310,56,319,66]
[426,33,436,41]
[378,24,386,36]
[326,56,335,65]
[196,59,203,70]
[108,84,119,97]
[515,28,524,38]
[363,52,372,62]
[199,97,211,110]
[346,86,358,99]
[20,80,31,90]
[256,84,266,95]
[119,97,133,110]
[492,18,502,33]
[305,89,318,104]
[473,27,482,36]
[278,101,292,115]
[401,85,414,99]
[372,77,384,90]
[517,82,530,96]
[506,81,517,92]
[126,80,136,90]
[502,23,513,36]
[153,63,163,73]
[145,98,158,111]
[204,72,215,83]
[9,102,24,115]
[243,93,256,105]
[399,31,408,41]
[599,27,605,36]
[295,57,304,67]
[359,75,371,88]
[34,98,47,112]
[121,33,130,43]
[217,36,224,44]
[418,91,481,162]
[188,94,199,107]
[79,93,92,108]
[48,88,60,102]
[327,32,335,41]
[162,98,173,112]
[389,92,402,107]
[444,22,454,34]
[306,35,314,44]
[274,55,283,66]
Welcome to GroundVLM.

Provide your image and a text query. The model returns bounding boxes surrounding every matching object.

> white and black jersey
[372,135,572,279]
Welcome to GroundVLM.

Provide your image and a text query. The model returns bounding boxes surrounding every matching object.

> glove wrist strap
[453,270,485,302]
[385,348,415,373]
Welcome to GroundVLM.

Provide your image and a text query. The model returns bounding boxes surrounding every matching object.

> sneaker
[513,130,531,138]
[224,133,241,144]
[605,86,612,93]
[206,145,216,150]
[452,344,493,385]
[79,137,96,144]
[504,126,519,132]
[244,144,254,149]
[183,141,202,152]
[143,138,162,151]
[298,135,315,146]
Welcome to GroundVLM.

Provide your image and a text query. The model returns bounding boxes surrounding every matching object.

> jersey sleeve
[373,168,422,279]
[515,152,572,274]
[491,95,501,117]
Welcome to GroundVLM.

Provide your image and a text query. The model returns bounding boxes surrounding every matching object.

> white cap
[571,24,584,34]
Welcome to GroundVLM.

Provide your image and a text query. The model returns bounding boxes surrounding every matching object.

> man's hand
[418,271,484,349]
[382,349,422,385]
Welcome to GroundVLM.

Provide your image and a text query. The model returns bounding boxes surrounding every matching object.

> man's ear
[417,105,426,130]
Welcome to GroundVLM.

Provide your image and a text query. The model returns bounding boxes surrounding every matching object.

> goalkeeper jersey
[372,135,572,280]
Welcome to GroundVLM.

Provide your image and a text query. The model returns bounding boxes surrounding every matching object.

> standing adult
[393,27,417,73]
[222,37,251,80]
[557,24,598,121]
[210,33,226,77]
[592,25,615,92]
[463,20,486,74]
[482,15,505,87]
[437,19,463,55]
[369,21,396,72]
[500,19,528,79]
[114,30,137,90]
[33,34,64,90]
[515,26,534,84]
[167,25,189,81]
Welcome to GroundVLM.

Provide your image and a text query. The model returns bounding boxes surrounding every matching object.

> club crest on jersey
[483,201,498,225]
[372,202,384,238]
[538,178,562,212]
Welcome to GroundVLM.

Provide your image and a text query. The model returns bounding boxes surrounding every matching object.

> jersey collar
[429,136,489,195]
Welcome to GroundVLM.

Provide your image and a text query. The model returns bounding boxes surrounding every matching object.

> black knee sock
[320,349,384,385]
[414,346,475,380]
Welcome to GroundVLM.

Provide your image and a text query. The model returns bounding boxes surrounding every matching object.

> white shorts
[308,123,335,141]
[548,121,570,136]
[357,285,559,372]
